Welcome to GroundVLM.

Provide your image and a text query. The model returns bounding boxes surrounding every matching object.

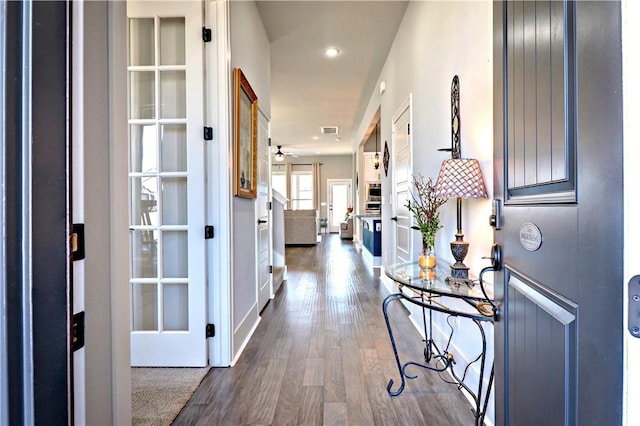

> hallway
[174,234,475,425]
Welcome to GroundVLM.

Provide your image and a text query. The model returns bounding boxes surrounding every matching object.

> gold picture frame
[233,68,258,198]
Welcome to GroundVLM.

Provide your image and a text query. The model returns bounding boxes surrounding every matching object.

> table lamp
[434,158,487,279]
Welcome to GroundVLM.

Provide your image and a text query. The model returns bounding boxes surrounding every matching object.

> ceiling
[255,1,409,157]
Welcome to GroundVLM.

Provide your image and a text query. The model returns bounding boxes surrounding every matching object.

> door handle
[391,216,398,222]
[481,243,502,271]
[257,219,267,224]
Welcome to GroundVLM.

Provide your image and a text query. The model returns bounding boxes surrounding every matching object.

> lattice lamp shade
[434,158,488,199]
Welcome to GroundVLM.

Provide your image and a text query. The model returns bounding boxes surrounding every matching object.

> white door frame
[327,179,353,233]
[204,0,233,367]
[71,2,86,422]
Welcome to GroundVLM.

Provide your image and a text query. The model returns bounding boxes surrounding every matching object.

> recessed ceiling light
[323,47,340,58]
[312,136,319,140]
[335,137,341,142]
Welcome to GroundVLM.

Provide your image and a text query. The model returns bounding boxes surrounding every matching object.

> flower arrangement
[405,174,448,252]
[345,206,354,220]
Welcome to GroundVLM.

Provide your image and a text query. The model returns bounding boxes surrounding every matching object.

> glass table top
[385,260,494,302]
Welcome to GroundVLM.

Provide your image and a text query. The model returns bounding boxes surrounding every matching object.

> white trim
[379,266,396,295]
[71,2,86,423]
[109,1,132,423]
[622,1,640,424]
[230,316,261,366]
[205,0,233,367]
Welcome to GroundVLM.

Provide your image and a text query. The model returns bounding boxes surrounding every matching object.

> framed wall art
[233,68,258,198]
[383,140,390,176]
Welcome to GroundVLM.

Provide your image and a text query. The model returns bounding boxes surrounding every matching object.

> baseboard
[231,304,261,365]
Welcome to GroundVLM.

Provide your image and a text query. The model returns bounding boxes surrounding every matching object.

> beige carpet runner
[131,367,210,425]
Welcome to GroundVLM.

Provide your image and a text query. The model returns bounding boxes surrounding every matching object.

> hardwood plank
[302,358,324,386]
[323,346,346,403]
[323,402,348,426]
[298,386,323,425]
[342,338,375,426]
[246,358,288,424]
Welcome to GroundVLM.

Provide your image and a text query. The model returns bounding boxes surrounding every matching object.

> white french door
[328,180,352,233]
[127,1,207,366]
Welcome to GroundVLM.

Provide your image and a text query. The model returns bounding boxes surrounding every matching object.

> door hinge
[629,276,640,338]
[269,265,273,273]
[206,323,215,338]
[268,137,272,147]
[268,201,272,210]
[202,27,212,43]
[71,311,85,352]
[71,223,85,261]
[407,123,410,135]
[205,225,214,239]
[204,127,213,141]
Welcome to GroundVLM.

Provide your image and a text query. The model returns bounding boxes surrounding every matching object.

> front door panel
[494,1,623,423]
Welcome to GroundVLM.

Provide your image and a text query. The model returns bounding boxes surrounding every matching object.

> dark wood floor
[173,234,475,425]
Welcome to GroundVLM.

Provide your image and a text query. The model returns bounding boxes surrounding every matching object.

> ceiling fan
[274,145,297,161]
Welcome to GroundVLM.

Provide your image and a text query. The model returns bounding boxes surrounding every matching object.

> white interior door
[257,111,271,312]
[328,180,352,233]
[127,1,207,366]
[391,99,412,264]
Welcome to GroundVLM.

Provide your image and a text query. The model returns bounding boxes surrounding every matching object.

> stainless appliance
[366,182,381,201]
[365,182,381,214]
[365,200,381,214]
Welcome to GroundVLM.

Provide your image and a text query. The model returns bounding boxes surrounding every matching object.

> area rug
[131,367,210,426]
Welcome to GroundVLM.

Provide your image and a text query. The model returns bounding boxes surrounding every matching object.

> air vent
[321,126,339,135]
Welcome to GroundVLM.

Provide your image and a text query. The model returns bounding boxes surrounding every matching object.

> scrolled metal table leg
[383,293,407,396]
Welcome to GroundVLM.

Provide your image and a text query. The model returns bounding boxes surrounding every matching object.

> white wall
[229,0,271,357]
[360,1,493,274]
[354,1,494,423]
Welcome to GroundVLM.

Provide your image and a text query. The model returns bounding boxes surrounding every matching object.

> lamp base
[450,236,469,280]
[450,262,469,280]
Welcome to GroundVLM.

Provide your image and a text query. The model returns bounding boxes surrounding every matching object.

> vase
[418,247,436,270]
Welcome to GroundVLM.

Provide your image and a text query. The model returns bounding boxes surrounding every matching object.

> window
[271,163,316,210]
[290,164,313,210]
[271,164,287,206]
[291,172,313,209]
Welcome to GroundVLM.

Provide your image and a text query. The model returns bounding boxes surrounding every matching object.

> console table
[383,261,497,426]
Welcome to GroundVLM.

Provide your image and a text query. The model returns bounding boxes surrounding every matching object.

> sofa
[284,209,318,245]
[340,216,353,240]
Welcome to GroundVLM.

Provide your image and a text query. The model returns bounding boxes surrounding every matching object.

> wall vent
[320,126,339,135]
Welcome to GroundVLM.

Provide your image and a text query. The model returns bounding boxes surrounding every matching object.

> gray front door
[493,1,623,424]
